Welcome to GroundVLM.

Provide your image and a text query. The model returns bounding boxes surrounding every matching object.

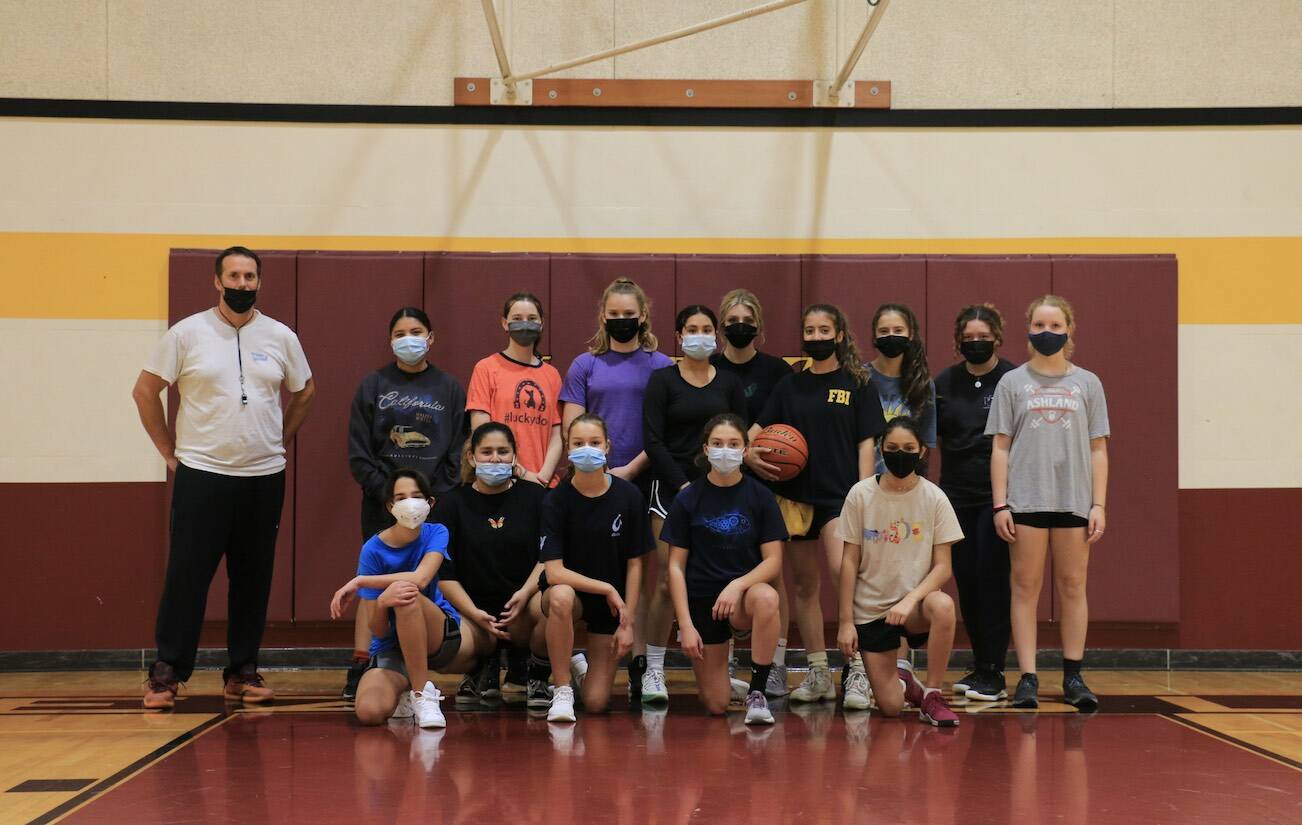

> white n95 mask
[391,497,431,529]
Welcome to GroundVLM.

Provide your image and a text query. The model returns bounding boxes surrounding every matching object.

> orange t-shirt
[466,352,562,481]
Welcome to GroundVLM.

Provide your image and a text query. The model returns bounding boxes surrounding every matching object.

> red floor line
[1157,713,1302,772]
[31,713,236,825]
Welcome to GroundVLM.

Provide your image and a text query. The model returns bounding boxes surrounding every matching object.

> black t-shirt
[711,351,794,426]
[659,475,788,599]
[757,367,887,508]
[934,358,1017,509]
[643,365,748,490]
[432,480,547,607]
[539,475,655,593]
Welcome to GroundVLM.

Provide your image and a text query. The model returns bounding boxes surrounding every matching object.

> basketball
[753,424,808,482]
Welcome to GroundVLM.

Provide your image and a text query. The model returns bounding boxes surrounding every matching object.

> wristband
[993,504,1012,514]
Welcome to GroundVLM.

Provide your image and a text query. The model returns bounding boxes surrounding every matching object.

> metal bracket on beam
[490,79,532,105]
[812,80,855,107]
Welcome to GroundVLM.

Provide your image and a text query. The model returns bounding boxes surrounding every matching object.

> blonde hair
[587,278,659,354]
[718,288,765,335]
[1025,294,1076,358]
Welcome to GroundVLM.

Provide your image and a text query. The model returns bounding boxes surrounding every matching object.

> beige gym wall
[3,0,1302,107]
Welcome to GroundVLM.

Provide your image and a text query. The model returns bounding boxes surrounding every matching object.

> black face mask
[882,449,921,479]
[874,334,910,358]
[1028,331,1069,357]
[605,317,641,344]
[959,340,996,364]
[508,320,542,346]
[723,322,759,349]
[223,287,257,314]
[802,338,837,362]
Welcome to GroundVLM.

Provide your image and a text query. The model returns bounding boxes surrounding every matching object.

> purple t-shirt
[561,348,673,470]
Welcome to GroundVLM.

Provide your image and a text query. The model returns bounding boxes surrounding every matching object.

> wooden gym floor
[2,669,1300,825]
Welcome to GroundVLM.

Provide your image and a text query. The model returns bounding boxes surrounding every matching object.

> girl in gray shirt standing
[986,295,1110,711]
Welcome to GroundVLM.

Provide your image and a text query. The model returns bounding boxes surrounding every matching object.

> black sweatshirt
[642,365,748,491]
[348,363,466,500]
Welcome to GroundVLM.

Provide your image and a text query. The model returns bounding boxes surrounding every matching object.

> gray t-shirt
[984,364,1109,519]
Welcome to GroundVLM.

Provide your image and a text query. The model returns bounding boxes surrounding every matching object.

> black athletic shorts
[785,504,841,542]
[541,579,621,636]
[855,617,930,654]
[647,478,683,520]
[367,614,462,679]
[1011,511,1089,529]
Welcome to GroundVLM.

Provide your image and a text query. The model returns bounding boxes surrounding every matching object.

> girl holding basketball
[836,416,963,727]
[663,414,786,724]
[640,305,747,703]
[748,304,887,710]
[934,304,1017,702]
[987,295,1109,710]
[539,413,655,722]
[559,278,672,697]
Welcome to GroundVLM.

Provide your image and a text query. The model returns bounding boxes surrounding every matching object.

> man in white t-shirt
[132,246,315,710]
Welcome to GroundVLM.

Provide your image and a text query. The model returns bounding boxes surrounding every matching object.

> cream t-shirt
[838,475,964,624]
[144,309,311,476]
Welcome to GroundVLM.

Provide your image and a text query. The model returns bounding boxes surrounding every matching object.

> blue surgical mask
[568,446,608,473]
[392,335,429,365]
[681,333,717,361]
[475,461,514,486]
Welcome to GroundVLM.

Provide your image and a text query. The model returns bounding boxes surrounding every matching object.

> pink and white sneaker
[919,689,960,727]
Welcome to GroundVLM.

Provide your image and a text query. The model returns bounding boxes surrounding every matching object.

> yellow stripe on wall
[1,232,1299,324]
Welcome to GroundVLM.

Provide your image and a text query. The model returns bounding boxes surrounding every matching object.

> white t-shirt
[144,309,312,477]
[838,475,964,624]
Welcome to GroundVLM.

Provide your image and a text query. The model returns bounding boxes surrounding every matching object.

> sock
[807,651,828,671]
[728,637,736,662]
[749,663,772,694]
[773,638,788,667]
[1063,657,1083,677]
[528,654,551,682]
[646,645,666,674]
[351,650,369,664]
[897,657,913,673]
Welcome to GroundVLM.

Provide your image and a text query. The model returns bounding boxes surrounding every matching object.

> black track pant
[155,462,285,681]
[951,503,1011,671]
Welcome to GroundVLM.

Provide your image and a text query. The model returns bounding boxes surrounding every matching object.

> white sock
[570,653,586,667]
[897,658,913,672]
[923,686,939,697]
[647,645,666,673]
[774,638,788,667]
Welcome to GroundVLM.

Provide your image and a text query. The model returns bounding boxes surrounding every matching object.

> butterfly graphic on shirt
[488,517,505,529]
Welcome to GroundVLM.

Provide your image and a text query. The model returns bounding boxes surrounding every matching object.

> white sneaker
[390,691,414,720]
[641,669,669,704]
[744,690,775,726]
[548,684,577,722]
[842,668,872,711]
[413,682,446,729]
[570,654,588,692]
[730,677,749,703]
[790,667,835,703]
[765,664,790,698]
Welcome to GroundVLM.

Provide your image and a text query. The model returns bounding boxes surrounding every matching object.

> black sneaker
[341,660,366,702]
[1062,673,1098,712]
[953,671,979,695]
[628,655,647,701]
[964,670,1008,702]
[1011,673,1039,709]
[476,657,501,701]
[526,678,553,709]
[456,665,483,705]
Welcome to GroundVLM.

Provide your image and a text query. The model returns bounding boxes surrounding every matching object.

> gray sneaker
[765,664,790,698]
[790,667,835,703]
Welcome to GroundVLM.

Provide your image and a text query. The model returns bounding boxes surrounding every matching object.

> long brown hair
[872,303,932,418]
[802,303,870,387]
[587,278,659,354]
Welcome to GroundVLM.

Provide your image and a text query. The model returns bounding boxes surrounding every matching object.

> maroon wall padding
[167,250,298,622]
[1052,256,1179,622]
[801,256,928,359]
[0,483,168,649]
[548,255,677,375]
[674,256,802,357]
[924,256,1056,620]
[423,253,552,388]
[1180,489,1302,649]
[293,252,425,621]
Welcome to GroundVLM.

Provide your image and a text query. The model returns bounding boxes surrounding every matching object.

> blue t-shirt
[659,475,788,599]
[866,370,937,475]
[560,349,674,470]
[357,522,459,655]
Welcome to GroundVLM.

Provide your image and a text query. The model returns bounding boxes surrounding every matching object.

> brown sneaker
[143,661,180,710]
[223,664,275,704]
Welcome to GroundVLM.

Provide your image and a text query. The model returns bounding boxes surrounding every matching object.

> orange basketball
[753,424,808,482]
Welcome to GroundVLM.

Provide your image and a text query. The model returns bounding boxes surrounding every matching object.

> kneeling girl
[664,414,786,725]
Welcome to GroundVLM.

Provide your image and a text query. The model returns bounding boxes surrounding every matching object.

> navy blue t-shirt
[356,522,459,656]
[539,475,655,594]
[659,474,788,599]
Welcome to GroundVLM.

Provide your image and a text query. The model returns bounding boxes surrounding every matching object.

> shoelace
[648,670,667,691]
